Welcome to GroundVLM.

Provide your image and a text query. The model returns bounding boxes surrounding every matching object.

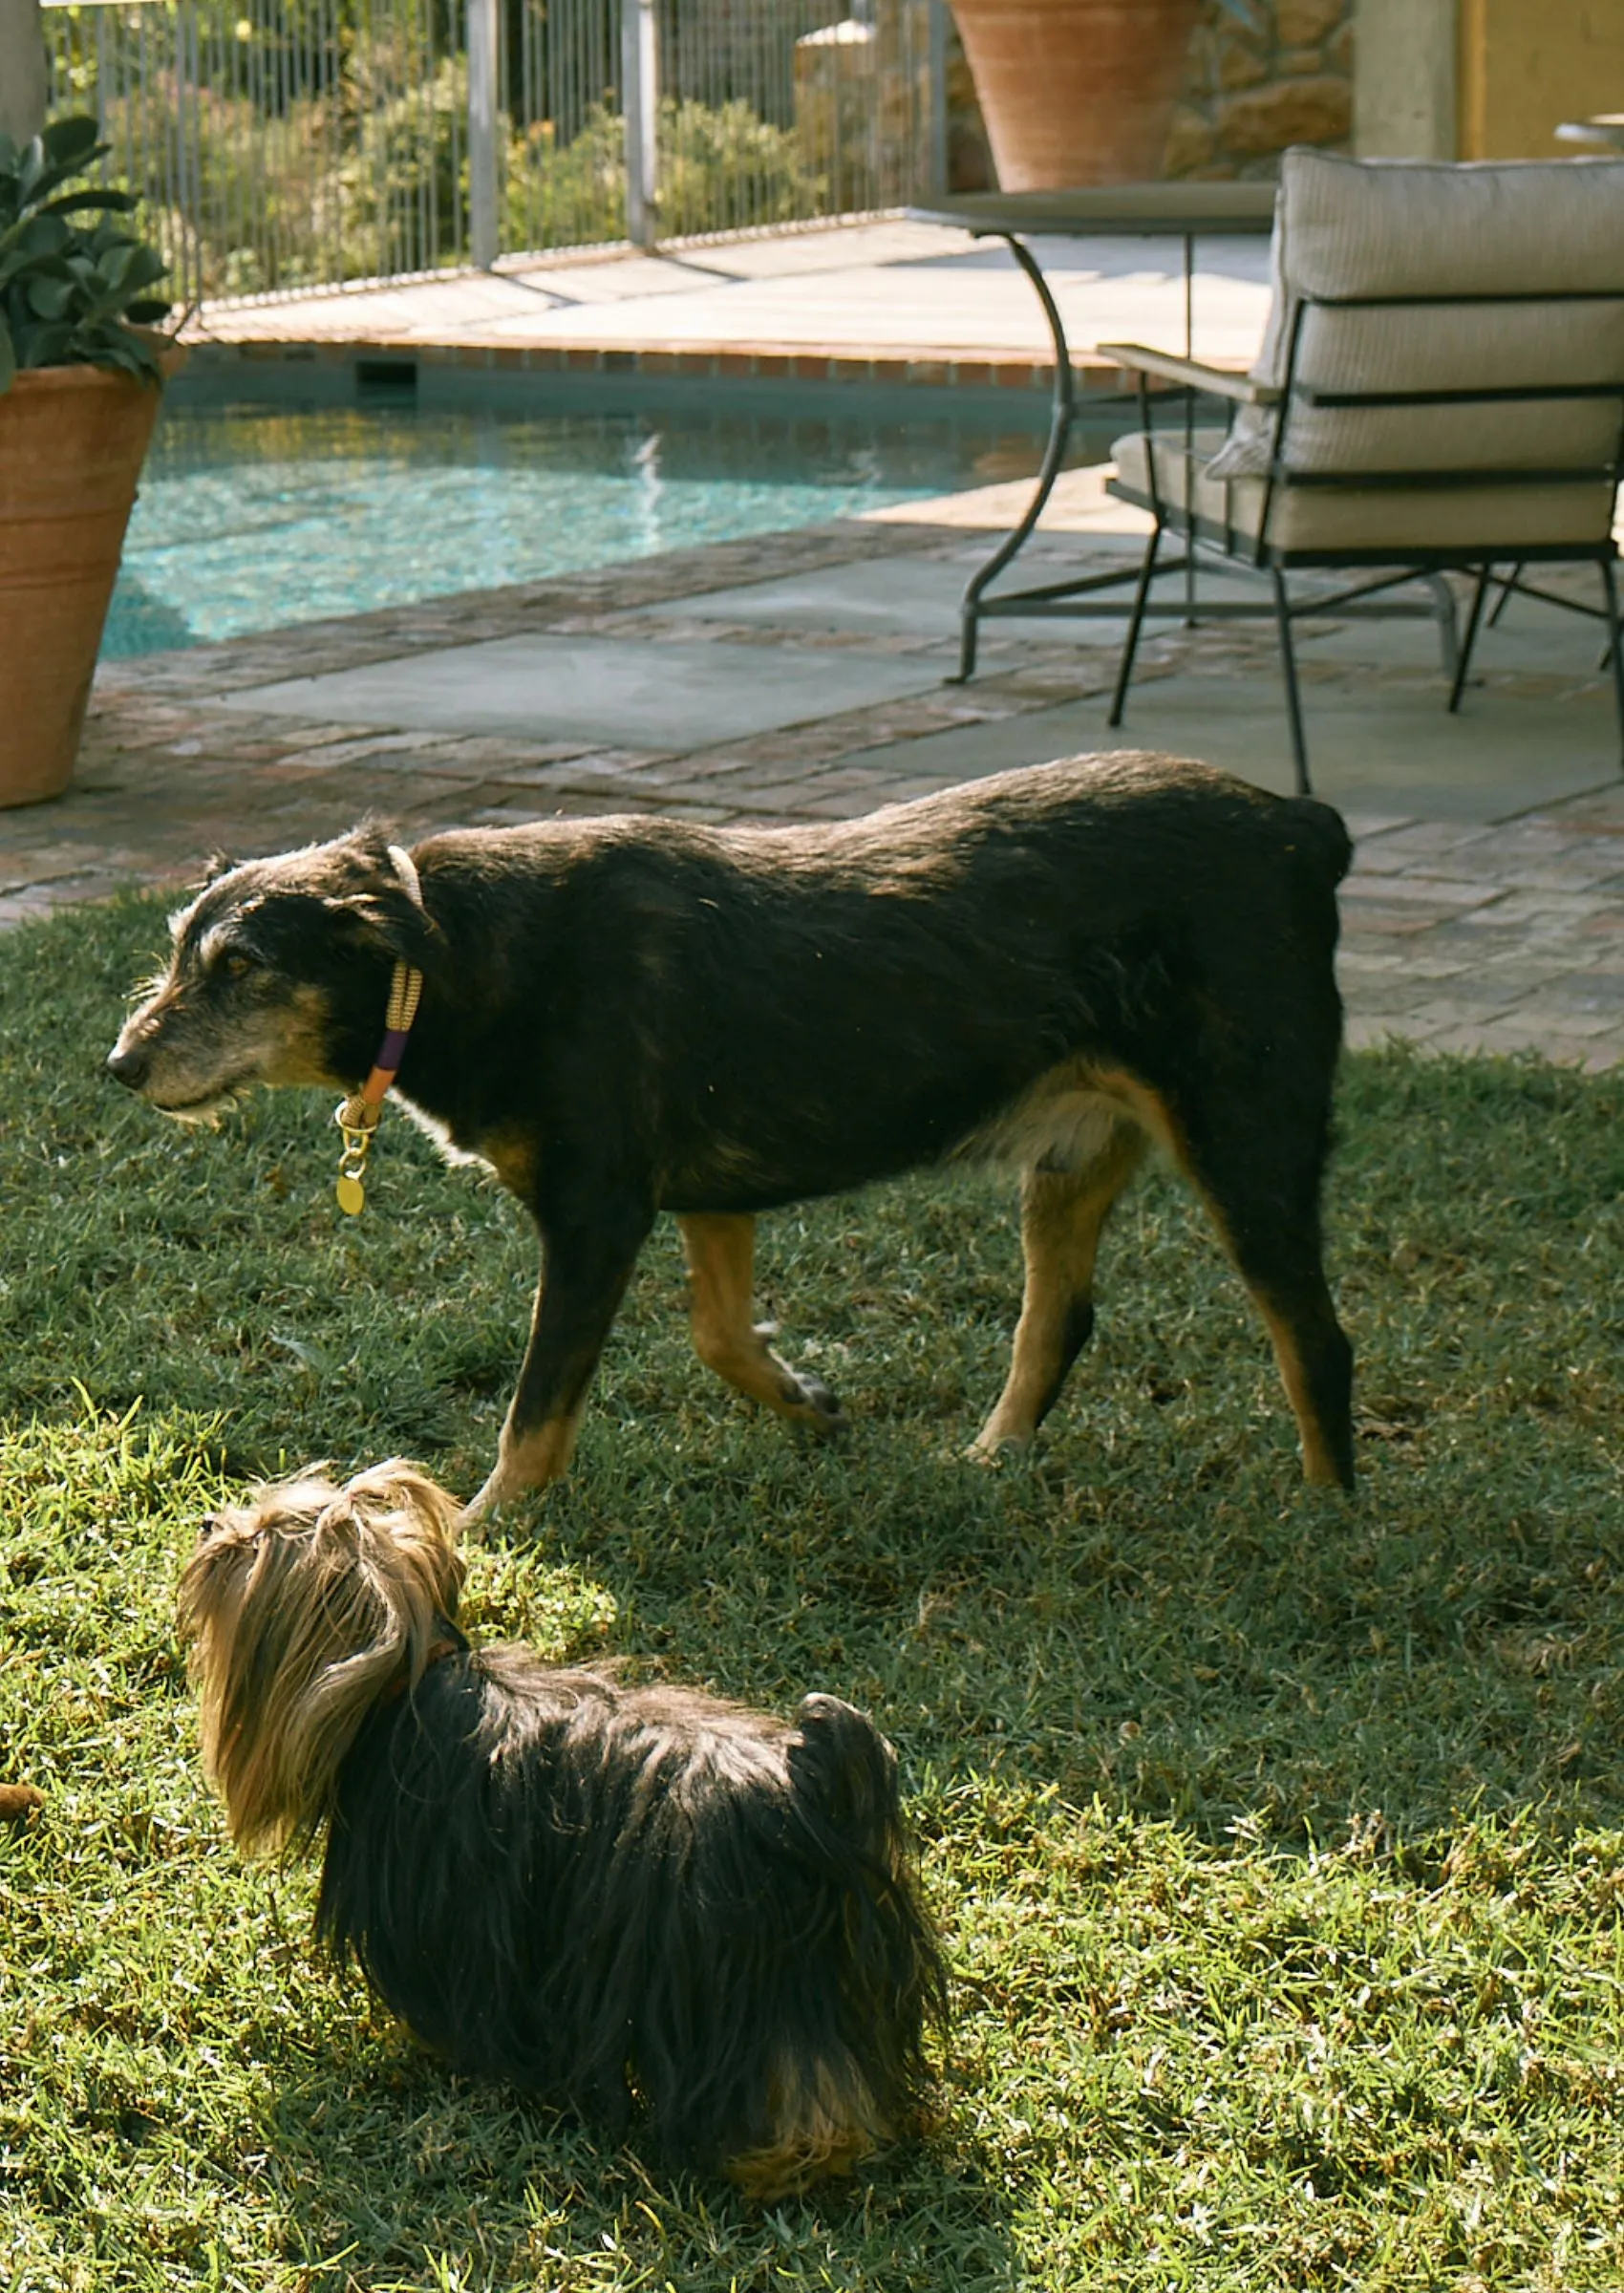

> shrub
[0,114,170,387]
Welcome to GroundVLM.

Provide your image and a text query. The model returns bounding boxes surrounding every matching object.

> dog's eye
[220,952,257,980]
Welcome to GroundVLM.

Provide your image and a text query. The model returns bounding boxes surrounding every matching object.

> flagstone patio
[4,218,1621,1065]
[8,495,1622,1069]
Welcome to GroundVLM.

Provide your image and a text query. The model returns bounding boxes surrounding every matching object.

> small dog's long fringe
[179,1466,947,2195]
[178,1460,463,1854]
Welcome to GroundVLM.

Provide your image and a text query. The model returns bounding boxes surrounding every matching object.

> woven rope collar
[332,846,426,1217]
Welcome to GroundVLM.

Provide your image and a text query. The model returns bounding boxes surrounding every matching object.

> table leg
[1183,230,1197,627]
[952,232,1077,682]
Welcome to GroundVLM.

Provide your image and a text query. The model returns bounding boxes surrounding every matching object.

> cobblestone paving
[7,520,1624,1068]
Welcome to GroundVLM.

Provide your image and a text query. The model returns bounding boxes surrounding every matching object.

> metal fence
[42,0,946,307]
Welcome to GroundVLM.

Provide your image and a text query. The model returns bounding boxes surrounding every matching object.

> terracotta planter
[950,0,1203,192]
[0,347,182,808]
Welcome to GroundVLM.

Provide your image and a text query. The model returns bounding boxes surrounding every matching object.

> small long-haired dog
[178,1460,947,2196]
[112,752,1355,1516]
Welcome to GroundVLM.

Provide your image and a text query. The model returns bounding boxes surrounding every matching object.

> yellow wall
[1459,0,1624,159]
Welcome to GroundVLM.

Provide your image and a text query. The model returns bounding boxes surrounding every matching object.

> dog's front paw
[458,1479,502,1539]
[459,1461,534,1537]
[780,1366,846,1436]
[461,1418,582,1534]
[965,1426,1032,1467]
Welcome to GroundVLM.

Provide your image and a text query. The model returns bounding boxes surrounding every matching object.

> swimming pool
[104,397,1067,658]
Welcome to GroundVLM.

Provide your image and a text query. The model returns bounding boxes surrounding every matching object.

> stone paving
[7,511,1624,1068]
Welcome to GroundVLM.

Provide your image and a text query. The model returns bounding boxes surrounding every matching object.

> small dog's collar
[333,846,426,1217]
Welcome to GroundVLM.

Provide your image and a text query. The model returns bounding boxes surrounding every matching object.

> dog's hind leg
[1200,1179,1353,1489]
[1135,1073,1354,1489]
[678,1213,844,1435]
[971,1118,1147,1457]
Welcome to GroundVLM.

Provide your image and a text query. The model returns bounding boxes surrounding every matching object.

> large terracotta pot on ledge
[0,346,182,809]
[950,0,1204,191]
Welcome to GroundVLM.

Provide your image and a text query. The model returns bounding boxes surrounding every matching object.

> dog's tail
[789,1693,908,1864]
[786,1692,950,2051]
[667,1695,949,2198]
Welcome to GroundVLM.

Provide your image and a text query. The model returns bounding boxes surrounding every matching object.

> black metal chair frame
[1103,288,1624,795]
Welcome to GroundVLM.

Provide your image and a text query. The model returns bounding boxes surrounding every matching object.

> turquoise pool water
[104,398,1055,657]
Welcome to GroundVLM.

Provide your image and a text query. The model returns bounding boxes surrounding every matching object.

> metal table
[908,185,1278,677]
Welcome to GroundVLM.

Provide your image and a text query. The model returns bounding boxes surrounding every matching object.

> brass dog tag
[330,965,420,1219]
[333,1095,379,1217]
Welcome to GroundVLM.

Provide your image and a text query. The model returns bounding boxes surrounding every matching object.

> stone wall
[1165,0,1353,179]
[944,32,995,191]
[945,0,1355,192]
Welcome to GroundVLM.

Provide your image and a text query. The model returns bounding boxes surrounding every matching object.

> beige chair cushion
[1207,147,1624,485]
[1111,428,1614,554]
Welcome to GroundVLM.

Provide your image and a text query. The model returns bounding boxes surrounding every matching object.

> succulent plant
[0,115,173,394]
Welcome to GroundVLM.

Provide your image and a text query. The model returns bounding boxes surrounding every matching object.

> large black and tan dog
[109,753,1355,1516]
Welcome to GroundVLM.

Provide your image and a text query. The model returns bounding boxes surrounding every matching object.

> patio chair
[1099,147,1624,793]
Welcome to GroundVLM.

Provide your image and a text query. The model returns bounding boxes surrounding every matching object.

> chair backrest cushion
[1206,148,1624,490]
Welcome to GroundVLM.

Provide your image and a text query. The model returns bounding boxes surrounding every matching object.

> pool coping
[175,211,1251,416]
[182,333,1146,390]
[171,334,1156,421]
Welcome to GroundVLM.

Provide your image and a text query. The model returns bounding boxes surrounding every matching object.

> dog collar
[333,846,426,1217]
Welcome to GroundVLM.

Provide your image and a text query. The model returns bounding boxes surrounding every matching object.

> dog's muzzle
[106,1039,151,1091]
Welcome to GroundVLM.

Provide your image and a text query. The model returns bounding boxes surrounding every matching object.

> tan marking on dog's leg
[724,2127,870,2200]
[462,1191,652,1530]
[972,1124,1146,1455]
[461,1411,584,1531]
[1170,1182,1353,1491]
[1089,1067,1354,1489]
[678,1212,844,1432]
[723,2056,883,2198]
[1253,1297,1352,1488]
[480,1128,537,1201]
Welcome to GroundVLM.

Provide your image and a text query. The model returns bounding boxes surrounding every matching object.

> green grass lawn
[2,892,1622,2291]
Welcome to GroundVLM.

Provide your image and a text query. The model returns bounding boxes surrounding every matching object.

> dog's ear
[173,851,241,914]
[331,831,443,975]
